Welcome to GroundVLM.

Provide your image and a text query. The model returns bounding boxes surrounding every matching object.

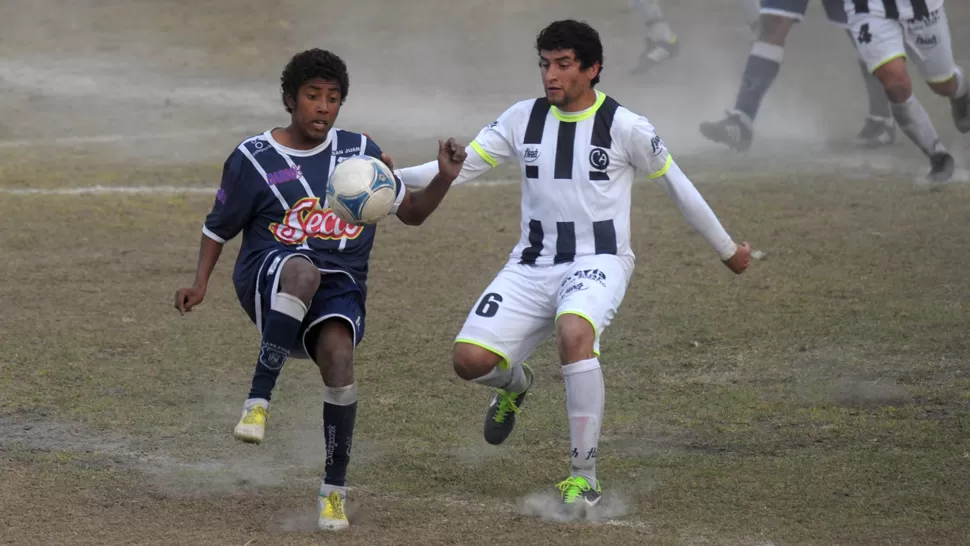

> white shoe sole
[233,423,264,444]
[317,518,350,531]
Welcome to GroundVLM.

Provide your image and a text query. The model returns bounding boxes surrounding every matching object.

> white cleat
[317,486,350,531]
[233,398,269,444]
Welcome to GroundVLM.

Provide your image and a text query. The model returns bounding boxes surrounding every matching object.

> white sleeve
[395,106,519,189]
[624,117,738,261]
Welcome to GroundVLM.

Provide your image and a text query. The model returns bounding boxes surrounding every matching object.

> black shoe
[927,152,955,183]
[483,364,533,445]
[699,111,753,152]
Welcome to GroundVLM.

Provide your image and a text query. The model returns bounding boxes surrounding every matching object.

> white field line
[0,127,252,149]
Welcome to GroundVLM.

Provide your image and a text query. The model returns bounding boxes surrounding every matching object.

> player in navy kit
[173,48,466,531]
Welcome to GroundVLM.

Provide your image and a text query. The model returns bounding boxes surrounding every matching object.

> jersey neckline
[263,128,334,157]
[550,90,606,122]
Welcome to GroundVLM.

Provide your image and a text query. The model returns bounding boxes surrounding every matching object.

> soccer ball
[326,156,398,225]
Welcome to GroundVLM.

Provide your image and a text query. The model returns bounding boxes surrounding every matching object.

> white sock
[646,21,674,44]
[891,95,946,157]
[472,364,528,393]
[563,358,605,485]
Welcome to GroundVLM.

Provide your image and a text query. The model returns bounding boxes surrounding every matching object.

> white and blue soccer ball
[326,155,398,225]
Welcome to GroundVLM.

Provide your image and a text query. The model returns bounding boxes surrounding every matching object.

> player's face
[290,79,342,144]
[538,49,598,109]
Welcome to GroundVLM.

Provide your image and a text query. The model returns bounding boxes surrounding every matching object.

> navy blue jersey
[203,129,406,300]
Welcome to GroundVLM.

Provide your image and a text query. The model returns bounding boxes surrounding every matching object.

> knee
[758,16,792,46]
[314,321,355,386]
[279,257,320,302]
[875,61,912,102]
[556,314,596,364]
[453,342,502,380]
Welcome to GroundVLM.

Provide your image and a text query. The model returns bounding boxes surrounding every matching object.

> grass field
[3,0,970,544]
[2,162,970,545]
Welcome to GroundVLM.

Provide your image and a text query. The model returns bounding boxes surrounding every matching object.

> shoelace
[492,390,520,424]
[556,476,591,503]
[244,406,267,424]
[325,492,346,519]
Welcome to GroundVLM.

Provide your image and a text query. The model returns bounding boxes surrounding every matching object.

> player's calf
[556,314,605,491]
[928,68,970,134]
[235,255,319,444]
[309,319,358,531]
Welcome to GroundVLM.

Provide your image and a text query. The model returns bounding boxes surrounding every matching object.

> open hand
[437,137,466,181]
[723,242,751,274]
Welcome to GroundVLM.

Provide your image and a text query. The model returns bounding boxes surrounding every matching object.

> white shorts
[455,255,634,367]
[849,8,957,83]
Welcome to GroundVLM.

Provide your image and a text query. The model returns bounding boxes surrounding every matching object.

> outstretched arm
[652,158,750,272]
[395,138,467,226]
[626,117,750,274]
[395,144,495,190]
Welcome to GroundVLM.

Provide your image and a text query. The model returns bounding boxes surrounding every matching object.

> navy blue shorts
[761,0,847,24]
[236,249,365,360]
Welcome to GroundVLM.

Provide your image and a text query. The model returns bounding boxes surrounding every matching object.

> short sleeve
[363,137,406,215]
[203,150,258,243]
[468,105,519,169]
[623,116,673,180]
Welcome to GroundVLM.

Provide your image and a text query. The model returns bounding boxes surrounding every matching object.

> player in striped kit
[844,0,969,181]
[701,0,899,151]
[396,20,751,509]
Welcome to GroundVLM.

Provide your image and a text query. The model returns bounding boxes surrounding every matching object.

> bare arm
[175,234,224,314]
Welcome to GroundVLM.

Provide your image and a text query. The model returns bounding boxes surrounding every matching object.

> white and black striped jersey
[396,90,738,266]
[845,0,943,20]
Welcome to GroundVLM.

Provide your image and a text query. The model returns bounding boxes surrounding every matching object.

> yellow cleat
[317,490,349,531]
[233,400,268,444]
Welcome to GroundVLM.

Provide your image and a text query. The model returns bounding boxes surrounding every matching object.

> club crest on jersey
[270,197,364,245]
[589,148,609,170]
[266,165,303,186]
[523,147,541,163]
[650,135,665,156]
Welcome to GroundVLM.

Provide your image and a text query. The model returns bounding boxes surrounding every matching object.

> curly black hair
[280,48,350,113]
[535,20,604,87]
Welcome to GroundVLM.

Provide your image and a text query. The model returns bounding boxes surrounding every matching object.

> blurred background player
[173,49,466,531]
[700,0,898,151]
[397,20,750,511]
[630,0,680,74]
[844,0,969,182]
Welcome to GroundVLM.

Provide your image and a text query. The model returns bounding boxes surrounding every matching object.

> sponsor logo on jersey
[270,197,364,244]
[589,147,610,170]
[335,146,360,155]
[650,135,665,156]
[563,268,607,287]
[267,165,304,186]
[915,34,938,47]
[524,147,541,162]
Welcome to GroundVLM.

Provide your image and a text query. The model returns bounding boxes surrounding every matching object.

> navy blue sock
[323,384,358,487]
[248,292,307,401]
[734,42,785,121]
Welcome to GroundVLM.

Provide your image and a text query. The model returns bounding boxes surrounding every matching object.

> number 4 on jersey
[857,23,872,45]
